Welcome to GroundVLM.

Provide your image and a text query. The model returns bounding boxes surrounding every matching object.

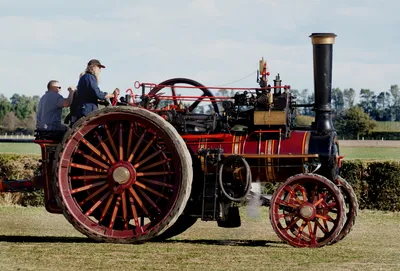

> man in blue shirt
[71,59,119,124]
[36,80,75,131]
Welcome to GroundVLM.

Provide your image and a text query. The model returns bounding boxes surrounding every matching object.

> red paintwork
[135,82,291,92]
[34,139,62,214]
[183,130,311,182]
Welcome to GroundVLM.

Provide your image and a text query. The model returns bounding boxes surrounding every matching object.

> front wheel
[53,107,193,243]
[269,173,346,248]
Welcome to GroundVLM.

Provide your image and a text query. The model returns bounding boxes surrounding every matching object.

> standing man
[36,80,75,131]
[70,59,119,124]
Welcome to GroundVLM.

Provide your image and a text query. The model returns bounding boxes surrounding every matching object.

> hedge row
[0,153,43,206]
[0,154,399,211]
[340,160,400,211]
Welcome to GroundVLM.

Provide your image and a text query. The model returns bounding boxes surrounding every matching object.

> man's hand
[68,86,77,92]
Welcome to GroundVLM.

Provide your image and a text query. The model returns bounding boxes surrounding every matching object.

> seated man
[70,59,119,124]
[36,80,75,131]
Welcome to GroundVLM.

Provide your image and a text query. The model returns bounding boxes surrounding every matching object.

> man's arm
[87,74,108,99]
[86,74,119,100]
[62,87,75,107]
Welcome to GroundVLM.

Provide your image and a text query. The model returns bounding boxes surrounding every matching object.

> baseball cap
[87,59,106,68]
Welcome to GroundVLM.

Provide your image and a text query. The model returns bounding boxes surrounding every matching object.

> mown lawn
[0,207,399,271]
[340,146,400,160]
[0,143,41,155]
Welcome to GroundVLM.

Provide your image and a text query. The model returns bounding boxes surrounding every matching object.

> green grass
[341,147,400,160]
[0,143,41,154]
[0,207,399,271]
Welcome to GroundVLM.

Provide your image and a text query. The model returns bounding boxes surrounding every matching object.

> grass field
[0,207,399,271]
[0,143,41,155]
[340,146,400,160]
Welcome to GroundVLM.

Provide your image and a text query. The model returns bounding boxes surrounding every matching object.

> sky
[0,0,399,100]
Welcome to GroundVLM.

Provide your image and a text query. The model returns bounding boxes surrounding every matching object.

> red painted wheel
[53,107,193,243]
[329,176,358,244]
[269,173,346,248]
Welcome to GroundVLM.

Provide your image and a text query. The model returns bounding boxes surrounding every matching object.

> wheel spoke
[71,181,107,194]
[127,129,147,163]
[71,175,108,180]
[284,186,303,205]
[128,187,150,217]
[134,180,169,199]
[315,214,329,221]
[79,184,109,206]
[301,187,308,202]
[95,132,116,164]
[284,216,300,230]
[137,158,171,172]
[139,177,174,188]
[119,122,124,161]
[313,198,324,207]
[188,94,206,112]
[279,212,296,219]
[109,196,121,229]
[104,124,119,159]
[315,218,328,234]
[75,149,110,169]
[171,85,178,106]
[133,135,157,164]
[122,191,128,229]
[136,171,174,177]
[81,138,110,164]
[100,194,115,222]
[275,198,299,209]
[70,163,107,173]
[137,187,162,213]
[85,191,111,216]
[133,147,166,169]
[126,122,134,160]
[323,219,330,232]
[128,195,142,231]
[296,220,307,238]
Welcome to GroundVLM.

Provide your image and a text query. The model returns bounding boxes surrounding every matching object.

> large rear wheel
[53,107,193,243]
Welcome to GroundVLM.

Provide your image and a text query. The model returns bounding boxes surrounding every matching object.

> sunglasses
[53,86,61,89]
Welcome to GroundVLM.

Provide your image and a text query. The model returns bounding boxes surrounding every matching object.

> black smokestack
[310,33,336,134]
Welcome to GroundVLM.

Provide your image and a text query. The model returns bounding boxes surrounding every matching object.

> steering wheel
[146,78,219,114]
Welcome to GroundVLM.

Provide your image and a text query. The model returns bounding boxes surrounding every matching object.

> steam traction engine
[1,33,358,247]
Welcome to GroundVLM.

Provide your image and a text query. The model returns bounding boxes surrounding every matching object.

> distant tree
[10,94,35,120]
[332,88,344,112]
[22,112,37,134]
[0,94,12,122]
[359,89,375,114]
[217,89,229,97]
[1,112,21,132]
[32,95,40,113]
[334,106,376,140]
[343,88,356,108]
[389,85,400,120]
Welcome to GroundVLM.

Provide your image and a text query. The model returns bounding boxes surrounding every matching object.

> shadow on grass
[0,235,284,247]
[0,235,95,243]
[152,239,285,247]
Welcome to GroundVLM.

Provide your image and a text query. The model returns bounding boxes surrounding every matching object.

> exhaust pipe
[310,33,336,134]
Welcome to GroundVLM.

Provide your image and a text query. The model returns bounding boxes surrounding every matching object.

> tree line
[0,94,40,134]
